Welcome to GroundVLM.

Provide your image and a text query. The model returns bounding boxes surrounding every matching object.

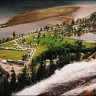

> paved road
[13,39,36,65]
[1,35,36,66]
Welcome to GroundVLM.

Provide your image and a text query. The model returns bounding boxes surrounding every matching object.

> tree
[40,27,43,32]
[17,66,31,90]
[36,61,46,80]
[0,39,2,44]
[31,59,37,83]
[47,59,56,76]
[62,22,66,26]
[37,40,40,45]
[2,76,11,96]
[17,66,27,89]
[2,38,6,43]
[21,33,25,37]
[13,31,16,38]
[22,38,26,44]
[10,68,16,92]
[71,19,75,25]
[37,31,41,38]
[6,37,11,42]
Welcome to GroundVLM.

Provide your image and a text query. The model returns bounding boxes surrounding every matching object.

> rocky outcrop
[78,89,96,96]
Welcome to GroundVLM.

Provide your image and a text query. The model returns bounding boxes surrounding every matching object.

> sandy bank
[3,6,79,27]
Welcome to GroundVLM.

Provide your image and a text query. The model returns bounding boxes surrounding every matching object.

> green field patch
[0,49,28,61]
[3,41,15,47]
[16,31,95,59]
[16,34,38,47]
[34,45,47,58]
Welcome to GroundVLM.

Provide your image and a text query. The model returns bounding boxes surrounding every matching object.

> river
[16,60,96,96]
[0,1,96,40]
[69,33,96,43]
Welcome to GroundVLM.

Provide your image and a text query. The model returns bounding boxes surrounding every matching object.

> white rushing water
[15,60,96,96]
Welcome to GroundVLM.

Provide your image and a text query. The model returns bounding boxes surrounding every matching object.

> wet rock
[78,89,96,96]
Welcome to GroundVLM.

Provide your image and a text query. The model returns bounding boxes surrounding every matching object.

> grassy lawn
[3,41,15,47]
[33,45,47,58]
[16,31,96,59]
[0,49,28,61]
[33,36,95,58]
[39,35,78,46]
[83,42,96,48]
[16,34,37,47]
[1,30,95,61]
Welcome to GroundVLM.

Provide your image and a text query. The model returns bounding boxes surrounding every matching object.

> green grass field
[0,30,95,61]
[16,31,96,57]
[0,49,28,61]
[34,45,47,58]
[16,34,37,47]
[38,35,95,48]
[2,41,15,47]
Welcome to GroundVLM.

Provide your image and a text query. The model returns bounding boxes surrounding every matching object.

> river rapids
[15,60,96,96]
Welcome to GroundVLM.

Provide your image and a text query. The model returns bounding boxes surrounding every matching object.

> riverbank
[0,4,96,40]
[3,6,79,27]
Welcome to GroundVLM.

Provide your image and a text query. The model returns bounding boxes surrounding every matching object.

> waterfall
[15,60,96,96]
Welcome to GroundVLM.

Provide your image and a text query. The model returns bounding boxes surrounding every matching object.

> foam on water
[15,60,96,96]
